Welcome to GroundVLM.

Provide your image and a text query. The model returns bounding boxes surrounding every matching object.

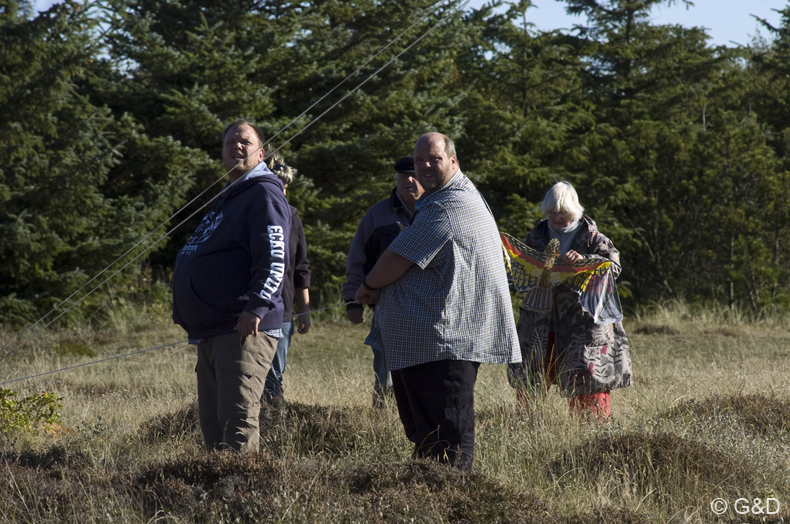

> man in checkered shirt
[355,132,520,471]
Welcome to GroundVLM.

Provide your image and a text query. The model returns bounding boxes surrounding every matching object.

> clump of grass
[667,393,790,438]
[259,400,373,456]
[0,454,120,523]
[631,297,790,337]
[632,298,760,336]
[549,432,757,509]
[140,400,200,445]
[563,506,652,524]
[658,393,790,484]
[631,324,680,335]
[347,460,556,523]
[53,341,95,357]
[140,399,388,458]
[134,451,288,522]
[134,451,561,524]
[634,298,750,326]
[134,450,658,524]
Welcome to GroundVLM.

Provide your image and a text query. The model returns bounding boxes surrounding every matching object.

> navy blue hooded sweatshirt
[172,163,292,340]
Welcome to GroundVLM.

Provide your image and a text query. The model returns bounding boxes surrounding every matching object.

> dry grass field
[0,300,788,523]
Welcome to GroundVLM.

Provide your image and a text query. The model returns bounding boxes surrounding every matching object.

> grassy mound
[549,432,757,508]
[667,393,790,438]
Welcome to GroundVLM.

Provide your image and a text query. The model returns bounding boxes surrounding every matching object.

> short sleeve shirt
[366,171,521,370]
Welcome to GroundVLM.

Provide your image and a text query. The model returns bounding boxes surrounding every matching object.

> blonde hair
[540,181,584,221]
[265,150,297,186]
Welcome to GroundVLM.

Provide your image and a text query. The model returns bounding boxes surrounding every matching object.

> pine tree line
[3,0,790,326]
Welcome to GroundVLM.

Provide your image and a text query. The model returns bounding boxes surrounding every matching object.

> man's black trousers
[391,359,479,472]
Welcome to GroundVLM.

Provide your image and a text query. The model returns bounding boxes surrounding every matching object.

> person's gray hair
[442,135,456,159]
[540,181,584,221]
[265,150,297,186]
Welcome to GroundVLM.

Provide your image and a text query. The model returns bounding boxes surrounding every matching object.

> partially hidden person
[262,150,311,403]
[342,156,423,407]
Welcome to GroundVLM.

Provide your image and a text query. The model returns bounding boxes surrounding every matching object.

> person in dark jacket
[263,151,311,402]
[172,119,291,453]
[341,156,423,406]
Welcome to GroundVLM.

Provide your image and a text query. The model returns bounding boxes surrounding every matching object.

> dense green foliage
[0,387,62,438]
[2,0,790,326]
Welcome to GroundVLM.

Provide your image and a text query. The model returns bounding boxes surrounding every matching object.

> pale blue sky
[467,0,786,47]
[35,0,786,47]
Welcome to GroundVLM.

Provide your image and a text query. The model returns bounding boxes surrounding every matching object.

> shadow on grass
[1,421,660,523]
[134,452,650,523]
[17,397,784,523]
[631,324,680,335]
[6,443,92,471]
[140,399,374,456]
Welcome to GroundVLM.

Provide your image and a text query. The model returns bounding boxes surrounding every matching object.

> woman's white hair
[540,181,584,221]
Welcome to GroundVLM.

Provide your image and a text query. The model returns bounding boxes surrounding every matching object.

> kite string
[0,0,469,361]
[279,0,470,150]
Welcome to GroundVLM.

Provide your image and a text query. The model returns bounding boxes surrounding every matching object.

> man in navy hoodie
[172,119,291,453]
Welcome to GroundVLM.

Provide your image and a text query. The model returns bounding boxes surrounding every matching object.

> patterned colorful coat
[508,216,633,397]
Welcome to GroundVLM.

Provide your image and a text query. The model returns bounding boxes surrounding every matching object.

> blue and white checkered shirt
[366,170,521,371]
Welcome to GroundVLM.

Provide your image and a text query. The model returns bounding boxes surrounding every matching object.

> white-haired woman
[508,181,632,420]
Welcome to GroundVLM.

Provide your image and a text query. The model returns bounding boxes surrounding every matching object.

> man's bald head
[413,133,459,195]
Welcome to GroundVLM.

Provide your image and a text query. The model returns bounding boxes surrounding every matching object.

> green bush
[0,388,63,437]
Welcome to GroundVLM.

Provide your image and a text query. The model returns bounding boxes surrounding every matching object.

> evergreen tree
[740,6,790,311]
[552,0,786,310]
[0,1,196,326]
[5,0,789,318]
[455,0,596,239]
[91,0,477,303]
